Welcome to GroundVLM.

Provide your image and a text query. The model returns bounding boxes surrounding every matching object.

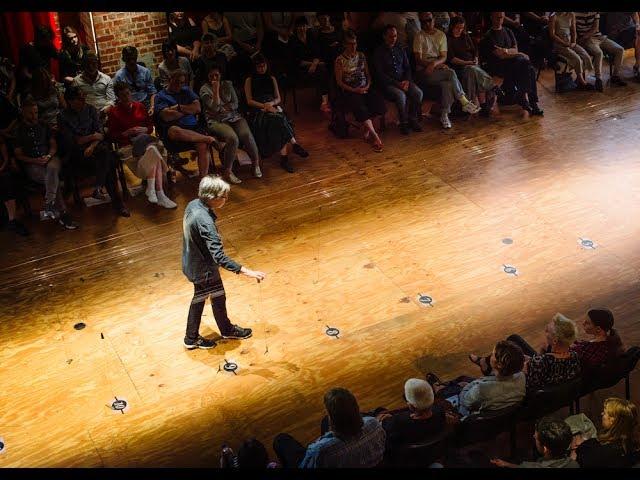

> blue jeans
[382,82,423,124]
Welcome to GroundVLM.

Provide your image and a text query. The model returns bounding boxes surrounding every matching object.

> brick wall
[91,12,168,77]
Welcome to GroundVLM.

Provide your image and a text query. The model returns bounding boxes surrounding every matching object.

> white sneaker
[156,192,177,209]
[253,165,262,178]
[440,114,452,129]
[146,189,158,204]
[462,102,481,114]
[226,172,242,184]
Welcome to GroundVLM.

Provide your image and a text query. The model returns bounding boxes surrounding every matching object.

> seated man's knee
[167,126,182,140]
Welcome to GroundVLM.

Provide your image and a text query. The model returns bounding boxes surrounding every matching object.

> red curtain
[0,12,60,75]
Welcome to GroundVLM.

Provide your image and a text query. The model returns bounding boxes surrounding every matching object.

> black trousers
[62,137,123,206]
[500,56,539,104]
[272,433,307,468]
[185,273,234,342]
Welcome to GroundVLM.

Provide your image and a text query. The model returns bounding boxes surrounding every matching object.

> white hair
[198,175,230,202]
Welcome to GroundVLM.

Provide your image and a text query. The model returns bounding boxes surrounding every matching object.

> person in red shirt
[107,81,176,208]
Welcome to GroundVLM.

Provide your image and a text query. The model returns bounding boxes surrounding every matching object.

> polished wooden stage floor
[1,65,640,467]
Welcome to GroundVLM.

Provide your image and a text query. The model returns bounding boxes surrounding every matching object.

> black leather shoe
[280,156,295,173]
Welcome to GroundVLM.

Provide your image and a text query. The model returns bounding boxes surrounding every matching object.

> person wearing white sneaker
[200,65,261,184]
[182,175,266,349]
[108,83,177,209]
[414,12,479,129]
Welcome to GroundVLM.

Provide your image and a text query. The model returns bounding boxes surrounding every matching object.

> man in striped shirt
[574,12,626,91]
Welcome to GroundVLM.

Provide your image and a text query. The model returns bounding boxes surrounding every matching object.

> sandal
[371,141,383,153]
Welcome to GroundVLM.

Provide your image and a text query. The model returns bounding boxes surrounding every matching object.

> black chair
[518,376,582,422]
[385,427,452,467]
[575,346,640,412]
[454,403,521,458]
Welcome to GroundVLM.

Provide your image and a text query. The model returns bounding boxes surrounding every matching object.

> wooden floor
[2,62,640,467]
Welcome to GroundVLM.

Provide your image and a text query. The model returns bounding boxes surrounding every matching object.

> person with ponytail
[571,308,625,369]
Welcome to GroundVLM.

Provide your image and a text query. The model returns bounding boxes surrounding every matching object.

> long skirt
[247,110,294,158]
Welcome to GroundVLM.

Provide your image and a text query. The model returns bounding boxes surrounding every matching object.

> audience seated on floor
[200,63,261,184]
[273,387,386,467]
[113,46,157,112]
[572,397,640,467]
[58,85,129,217]
[13,97,77,229]
[154,69,216,178]
[491,416,579,468]
[413,12,480,130]
[244,54,308,174]
[372,24,423,135]
[107,81,176,209]
[333,29,386,151]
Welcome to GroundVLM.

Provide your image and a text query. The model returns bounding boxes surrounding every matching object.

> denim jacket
[182,199,242,283]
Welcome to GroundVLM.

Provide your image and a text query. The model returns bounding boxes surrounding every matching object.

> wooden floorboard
[1,62,640,466]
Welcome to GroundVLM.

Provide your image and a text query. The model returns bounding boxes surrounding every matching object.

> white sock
[146,178,155,195]
[459,96,470,106]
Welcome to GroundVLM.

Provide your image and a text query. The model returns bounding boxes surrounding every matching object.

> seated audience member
[372,25,424,135]
[18,25,58,93]
[573,397,640,468]
[273,387,386,468]
[107,82,176,209]
[549,13,595,90]
[316,12,343,66]
[433,12,455,33]
[503,13,532,54]
[73,52,115,114]
[202,12,233,45]
[193,33,228,95]
[373,12,421,50]
[200,64,261,184]
[168,11,201,62]
[334,30,386,152]
[522,12,551,38]
[480,12,543,116]
[469,313,581,391]
[14,98,77,229]
[262,12,295,59]
[413,12,480,130]
[113,46,157,112]
[456,340,525,416]
[244,54,308,173]
[154,69,216,178]
[605,12,640,82]
[226,12,264,55]
[564,412,598,455]
[571,308,624,369]
[0,58,18,139]
[491,417,579,468]
[1,136,29,236]
[158,40,194,91]
[220,438,279,468]
[290,16,330,112]
[575,12,626,91]
[58,86,129,217]
[447,16,498,117]
[59,26,90,84]
[375,378,446,451]
[29,67,65,131]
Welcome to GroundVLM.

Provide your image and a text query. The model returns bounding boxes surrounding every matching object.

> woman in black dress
[168,12,202,62]
[244,54,309,173]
